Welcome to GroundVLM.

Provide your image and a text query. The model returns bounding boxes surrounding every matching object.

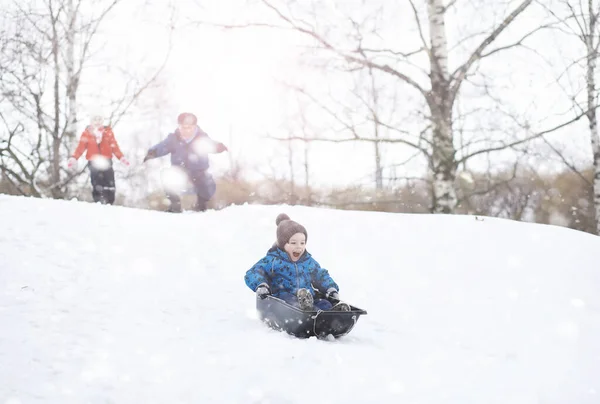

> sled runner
[256,294,367,339]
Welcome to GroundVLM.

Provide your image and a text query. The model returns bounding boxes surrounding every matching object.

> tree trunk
[375,142,383,190]
[368,67,384,191]
[51,11,63,200]
[287,139,297,205]
[586,0,600,235]
[590,123,600,234]
[427,0,457,213]
[303,137,311,205]
[65,0,78,146]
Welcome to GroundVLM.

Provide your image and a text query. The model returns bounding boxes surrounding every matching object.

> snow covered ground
[1,194,599,404]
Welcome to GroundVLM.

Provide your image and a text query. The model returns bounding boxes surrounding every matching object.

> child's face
[284,232,306,262]
[179,124,196,138]
[90,116,103,128]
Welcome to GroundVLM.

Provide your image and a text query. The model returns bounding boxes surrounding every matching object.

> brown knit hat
[276,213,307,248]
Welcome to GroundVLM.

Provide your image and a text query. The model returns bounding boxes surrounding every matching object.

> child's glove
[216,143,228,153]
[120,157,130,166]
[256,284,271,299]
[143,150,156,162]
[326,287,339,300]
[67,157,77,169]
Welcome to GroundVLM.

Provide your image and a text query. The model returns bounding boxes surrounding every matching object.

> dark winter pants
[163,168,216,212]
[279,292,333,311]
[88,160,115,204]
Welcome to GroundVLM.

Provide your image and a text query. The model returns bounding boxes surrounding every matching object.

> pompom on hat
[276,213,307,249]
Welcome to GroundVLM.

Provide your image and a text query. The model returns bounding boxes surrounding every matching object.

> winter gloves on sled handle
[326,287,339,300]
[255,285,339,300]
[256,283,271,299]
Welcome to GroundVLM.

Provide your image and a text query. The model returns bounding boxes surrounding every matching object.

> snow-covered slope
[1,194,599,404]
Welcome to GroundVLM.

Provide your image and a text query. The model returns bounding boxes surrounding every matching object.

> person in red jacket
[67,115,129,205]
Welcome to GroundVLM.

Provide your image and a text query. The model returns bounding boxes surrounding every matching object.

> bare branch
[444,0,459,12]
[541,134,591,185]
[110,32,173,126]
[287,82,432,156]
[457,107,594,165]
[76,0,120,77]
[478,23,558,59]
[458,161,520,205]
[268,133,430,152]
[357,47,425,58]
[259,0,429,98]
[450,0,533,103]
[407,0,431,61]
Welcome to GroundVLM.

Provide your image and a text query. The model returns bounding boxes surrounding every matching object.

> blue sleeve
[244,255,272,292]
[148,134,174,157]
[310,259,339,293]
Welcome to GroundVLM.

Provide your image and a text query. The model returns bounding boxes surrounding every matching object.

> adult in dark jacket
[244,213,350,311]
[143,112,228,212]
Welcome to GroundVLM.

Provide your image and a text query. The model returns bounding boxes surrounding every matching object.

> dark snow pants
[88,160,115,204]
[164,169,216,212]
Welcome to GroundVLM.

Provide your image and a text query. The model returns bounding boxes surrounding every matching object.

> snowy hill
[1,194,599,404]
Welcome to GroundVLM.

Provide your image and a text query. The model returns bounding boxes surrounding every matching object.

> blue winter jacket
[148,127,221,173]
[244,245,339,298]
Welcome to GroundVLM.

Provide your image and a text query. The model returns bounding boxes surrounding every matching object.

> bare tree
[542,0,600,234]
[224,0,546,213]
[0,0,171,198]
[263,92,316,205]
[296,99,313,204]
[204,0,586,213]
[367,66,385,191]
[349,66,391,190]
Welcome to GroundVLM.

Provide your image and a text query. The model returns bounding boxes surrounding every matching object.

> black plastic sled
[256,294,367,339]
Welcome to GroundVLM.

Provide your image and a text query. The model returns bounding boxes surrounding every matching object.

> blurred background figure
[68,115,130,205]
[143,112,228,213]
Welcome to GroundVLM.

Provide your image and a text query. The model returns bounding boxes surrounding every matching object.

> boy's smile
[284,232,306,262]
